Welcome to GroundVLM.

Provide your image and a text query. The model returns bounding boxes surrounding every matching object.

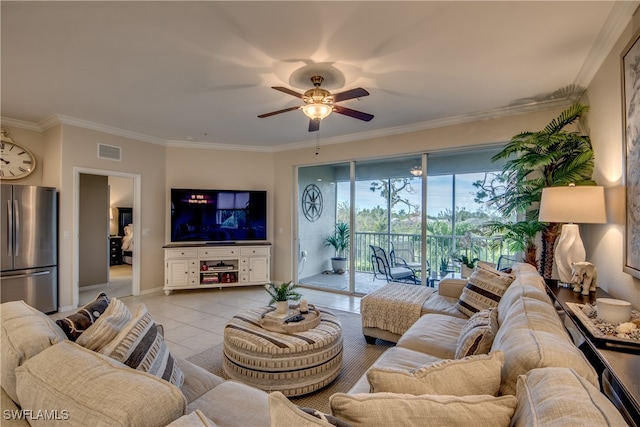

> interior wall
[583,13,640,309]
[164,146,275,244]
[79,173,109,288]
[57,124,166,309]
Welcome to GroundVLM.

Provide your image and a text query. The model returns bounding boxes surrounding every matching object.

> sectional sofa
[0,262,630,426]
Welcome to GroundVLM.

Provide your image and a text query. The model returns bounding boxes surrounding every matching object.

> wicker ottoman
[223,307,343,396]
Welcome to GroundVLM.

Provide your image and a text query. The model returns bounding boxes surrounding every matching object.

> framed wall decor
[622,27,640,279]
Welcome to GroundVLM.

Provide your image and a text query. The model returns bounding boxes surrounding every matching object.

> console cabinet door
[249,256,269,283]
[166,259,191,288]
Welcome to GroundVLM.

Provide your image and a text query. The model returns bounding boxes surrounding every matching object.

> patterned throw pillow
[99,303,184,387]
[455,308,499,358]
[55,293,110,341]
[455,263,515,317]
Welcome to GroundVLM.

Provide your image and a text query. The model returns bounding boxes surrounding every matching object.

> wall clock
[302,184,323,222]
[0,129,36,180]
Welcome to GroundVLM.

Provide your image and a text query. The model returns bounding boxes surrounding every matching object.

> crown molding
[0,116,42,132]
[574,1,640,88]
[0,97,575,154]
[166,139,273,152]
[271,98,572,152]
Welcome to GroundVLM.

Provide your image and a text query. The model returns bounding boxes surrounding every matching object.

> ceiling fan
[258,76,374,132]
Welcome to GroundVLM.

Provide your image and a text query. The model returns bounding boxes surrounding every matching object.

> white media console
[163,242,271,295]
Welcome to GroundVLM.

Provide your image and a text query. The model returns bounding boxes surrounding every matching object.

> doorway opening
[74,168,141,308]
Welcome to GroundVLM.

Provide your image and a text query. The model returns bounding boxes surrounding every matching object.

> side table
[545,280,640,426]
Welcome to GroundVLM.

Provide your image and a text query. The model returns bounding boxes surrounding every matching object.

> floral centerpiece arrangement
[264,281,302,313]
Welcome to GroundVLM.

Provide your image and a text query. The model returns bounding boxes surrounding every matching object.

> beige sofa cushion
[348,347,443,394]
[166,410,218,427]
[512,367,628,426]
[176,357,225,405]
[15,341,186,427]
[367,351,504,396]
[456,263,515,317]
[0,301,67,404]
[330,392,517,427]
[188,380,270,427]
[455,308,498,358]
[492,297,598,395]
[396,313,467,359]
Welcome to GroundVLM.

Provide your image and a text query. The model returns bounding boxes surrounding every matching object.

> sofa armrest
[438,278,467,299]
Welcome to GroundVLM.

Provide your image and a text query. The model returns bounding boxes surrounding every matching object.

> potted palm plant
[264,281,302,314]
[485,102,596,278]
[324,222,349,273]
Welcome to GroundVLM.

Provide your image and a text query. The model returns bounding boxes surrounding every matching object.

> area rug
[186,308,394,413]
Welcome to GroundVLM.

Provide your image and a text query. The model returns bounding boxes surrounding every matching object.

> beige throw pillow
[456,263,515,317]
[269,392,352,427]
[366,351,504,396]
[455,308,499,358]
[99,303,184,387]
[330,392,517,427]
[76,298,132,351]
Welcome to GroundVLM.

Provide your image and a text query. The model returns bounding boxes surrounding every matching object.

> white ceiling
[1,1,638,150]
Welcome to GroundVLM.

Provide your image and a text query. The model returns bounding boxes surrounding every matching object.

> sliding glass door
[296,147,515,295]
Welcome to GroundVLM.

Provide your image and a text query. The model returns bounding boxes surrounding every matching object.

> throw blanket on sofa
[361,283,435,336]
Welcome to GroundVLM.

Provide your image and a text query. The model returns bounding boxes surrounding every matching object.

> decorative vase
[275,300,289,314]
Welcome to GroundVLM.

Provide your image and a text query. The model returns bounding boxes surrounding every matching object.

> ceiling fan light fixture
[410,166,423,177]
[302,103,333,120]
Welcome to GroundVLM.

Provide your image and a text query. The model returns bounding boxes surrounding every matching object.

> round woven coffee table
[222,306,343,396]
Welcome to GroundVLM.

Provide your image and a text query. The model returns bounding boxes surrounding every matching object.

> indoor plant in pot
[265,281,302,314]
[324,222,350,273]
[453,254,479,278]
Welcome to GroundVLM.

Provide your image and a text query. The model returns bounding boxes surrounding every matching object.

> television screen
[170,189,267,242]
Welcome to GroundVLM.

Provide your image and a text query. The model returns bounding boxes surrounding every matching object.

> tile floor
[50,286,362,360]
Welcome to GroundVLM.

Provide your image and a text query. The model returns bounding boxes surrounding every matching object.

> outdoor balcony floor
[299,271,434,295]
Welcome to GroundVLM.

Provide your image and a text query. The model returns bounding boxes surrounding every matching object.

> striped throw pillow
[455,263,514,317]
[455,308,499,358]
[100,303,184,387]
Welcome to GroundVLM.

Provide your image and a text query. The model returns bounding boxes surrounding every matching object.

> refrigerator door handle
[6,199,13,256]
[3,270,51,279]
[13,199,19,256]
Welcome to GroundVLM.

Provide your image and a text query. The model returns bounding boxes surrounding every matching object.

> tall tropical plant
[486,102,596,278]
[482,220,546,268]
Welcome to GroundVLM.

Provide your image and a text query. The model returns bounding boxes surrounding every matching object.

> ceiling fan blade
[332,88,370,103]
[333,105,374,122]
[308,119,320,132]
[258,106,301,118]
[272,86,304,99]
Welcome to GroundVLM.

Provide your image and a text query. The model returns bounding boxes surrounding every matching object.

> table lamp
[538,184,606,284]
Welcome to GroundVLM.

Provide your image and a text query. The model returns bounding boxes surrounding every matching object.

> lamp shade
[538,185,606,224]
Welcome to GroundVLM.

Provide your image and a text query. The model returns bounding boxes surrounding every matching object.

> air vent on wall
[97,143,121,161]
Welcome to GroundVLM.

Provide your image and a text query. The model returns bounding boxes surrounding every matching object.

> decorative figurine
[570,262,598,296]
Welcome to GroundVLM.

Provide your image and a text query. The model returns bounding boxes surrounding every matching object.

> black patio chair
[497,254,517,271]
[370,245,421,285]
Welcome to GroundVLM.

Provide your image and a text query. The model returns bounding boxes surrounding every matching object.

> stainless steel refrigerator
[1,184,57,313]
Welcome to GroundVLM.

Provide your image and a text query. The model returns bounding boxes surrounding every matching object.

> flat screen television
[170,189,267,243]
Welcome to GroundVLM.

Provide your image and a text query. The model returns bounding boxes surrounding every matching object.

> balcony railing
[350,232,514,274]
